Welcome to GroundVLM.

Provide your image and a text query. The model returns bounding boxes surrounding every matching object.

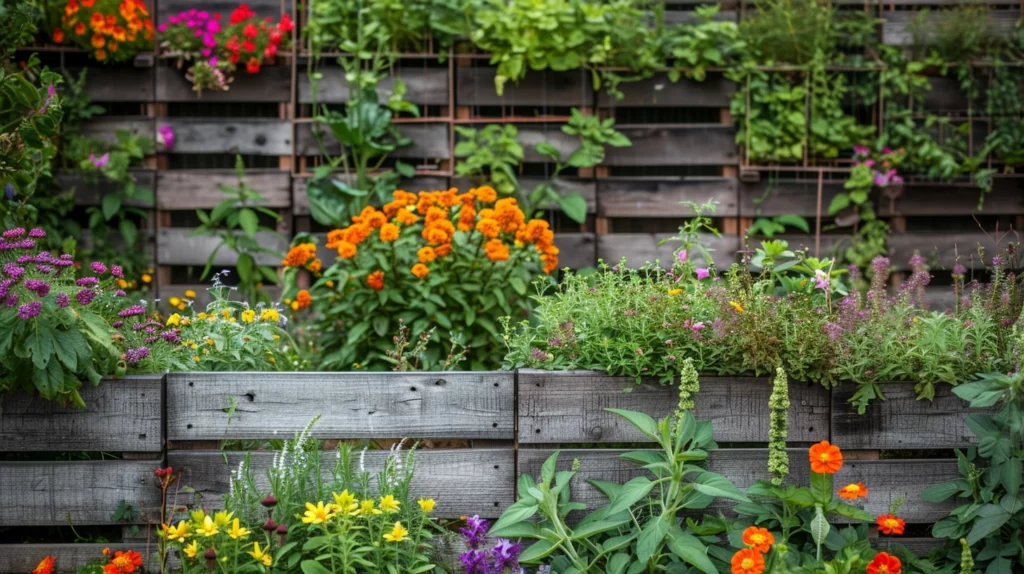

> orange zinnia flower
[838,482,868,501]
[730,548,765,574]
[741,526,774,553]
[867,552,902,574]
[367,271,385,291]
[475,185,497,203]
[282,243,317,267]
[94,48,107,60]
[32,556,55,574]
[484,239,510,262]
[52,28,65,43]
[294,289,312,310]
[435,243,452,257]
[81,0,95,6]
[105,550,143,573]
[90,12,104,27]
[307,258,322,273]
[91,33,105,48]
[417,246,437,263]
[876,514,905,536]
[424,206,447,224]
[75,21,87,35]
[411,263,429,279]
[808,440,843,474]
[379,223,400,242]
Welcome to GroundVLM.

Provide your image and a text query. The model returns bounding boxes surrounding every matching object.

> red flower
[225,36,240,52]
[104,550,143,574]
[229,3,254,24]
[32,556,55,574]
[269,29,282,45]
[867,552,902,574]
[876,514,905,536]
[228,52,241,64]
[367,270,385,291]
[246,57,261,74]
[241,40,256,52]
[242,23,258,38]
[264,44,277,58]
[52,29,65,43]
[808,440,843,474]
[279,13,293,32]
[730,548,765,574]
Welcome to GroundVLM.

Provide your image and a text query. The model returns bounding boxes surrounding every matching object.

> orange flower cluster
[60,0,154,62]
[292,289,311,311]
[367,270,385,291]
[282,243,322,273]
[730,526,774,574]
[32,556,54,574]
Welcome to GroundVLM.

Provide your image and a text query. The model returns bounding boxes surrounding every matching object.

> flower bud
[204,548,217,561]
[261,494,278,507]
[263,518,276,531]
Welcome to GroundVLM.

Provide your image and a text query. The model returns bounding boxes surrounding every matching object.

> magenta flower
[76,289,97,306]
[111,265,123,278]
[2,227,25,239]
[118,305,146,317]
[77,277,99,287]
[853,145,869,156]
[3,263,24,278]
[158,23,167,32]
[56,292,70,308]
[677,249,688,263]
[91,261,107,275]
[695,268,710,280]
[158,125,175,151]
[24,279,50,297]
[89,153,110,169]
[18,301,42,320]
[168,15,179,24]
[4,293,17,307]
[124,347,151,365]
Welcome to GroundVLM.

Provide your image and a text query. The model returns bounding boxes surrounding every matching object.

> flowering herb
[53,0,155,62]
[458,515,523,574]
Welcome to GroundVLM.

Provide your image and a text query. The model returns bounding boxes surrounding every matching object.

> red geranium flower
[246,57,260,74]
[867,552,902,574]
[242,23,258,38]
[241,40,256,52]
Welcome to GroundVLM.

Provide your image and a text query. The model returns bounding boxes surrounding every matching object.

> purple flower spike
[77,277,99,287]
[125,347,151,365]
[56,293,70,308]
[118,305,146,318]
[460,515,490,550]
[3,263,24,278]
[18,301,42,320]
[992,256,1003,266]
[77,289,97,306]
[28,228,45,238]
[24,279,50,297]
[2,227,25,239]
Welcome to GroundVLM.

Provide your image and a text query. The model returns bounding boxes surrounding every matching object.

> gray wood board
[598,177,738,217]
[505,125,581,164]
[168,448,514,519]
[60,169,156,207]
[156,228,287,266]
[156,64,292,102]
[605,125,736,166]
[301,67,449,105]
[156,169,292,209]
[597,73,735,108]
[597,233,739,267]
[295,122,450,159]
[81,117,155,144]
[457,68,591,107]
[0,376,163,453]
[160,118,292,155]
[882,11,1021,46]
[72,67,154,102]
[555,233,597,270]
[165,372,515,441]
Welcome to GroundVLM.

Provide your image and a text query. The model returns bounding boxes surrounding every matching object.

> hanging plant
[53,0,155,63]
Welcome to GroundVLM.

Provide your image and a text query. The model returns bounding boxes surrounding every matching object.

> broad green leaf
[691,472,749,503]
[239,208,259,238]
[102,194,122,221]
[636,514,670,563]
[300,560,333,574]
[666,527,717,574]
[606,476,656,515]
[810,504,830,550]
[966,504,1010,545]
[518,539,559,563]
[606,408,659,441]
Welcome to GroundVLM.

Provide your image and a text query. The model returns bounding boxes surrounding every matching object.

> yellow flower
[181,318,191,326]
[260,308,280,322]
[166,313,181,326]
[668,289,683,296]
[383,521,408,542]
[357,499,382,516]
[227,518,251,539]
[912,317,919,323]
[165,520,192,541]
[729,301,745,313]
[221,309,232,320]
[169,297,181,306]
[177,302,187,311]
[118,278,129,289]
[302,501,334,524]
[184,290,197,299]
[183,540,199,559]
[207,338,215,346]
[189,342,198,350]
[197,312,207,320]
[326,280,335,288]
[290,301,299,311]
[332,490,358,514]
[241,309,256,323]
[142,273,152,284]
[196,516,219,537]
[379,494,400,513]
[213,510,234,527]
[193,355,200,362]
[190,509,206,523]
[418,497,436,513]
[249,542,272,566]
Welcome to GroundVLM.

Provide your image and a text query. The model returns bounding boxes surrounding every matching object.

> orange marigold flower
[90,12,104,27]
[395,209,419,226]
[91,33,105,48]
[308,258,322,273]
[476,218,501,239]
[94,48,107,61]
[393,190,417,204]
[808,440,843,474]
[108,41,119,53]
[82,0,95,6]
[494,197,525,232]
[741,526,774,553]
[75,21,87,35]
[342,223,372,245]
[730,548,765,574]
[382,200,405,218]
[336,241,357,259]
[282,243,317,267]
[52,28,65,43]
[475,185,497,203]
[32,556,55,574]
[367,270,385,291]
[325,228,346,249]
[485,239,510,262]
[458,205,477,232]
[876,514,905,536]
[411,263,430,279]
[423,220,455,246]
[66,1,80,17]
[418,247,437,263]
[435,243,452,257]
[540,251,560,274]
[379,223,400,242]
[458,190,476,207]
[364,211,387,229]
[838,482,868,501]
[415,192,436,214]
[867,552,902,574]
[112,25,126,41]
[106,550,143,573]
[295,289,312,310]
[425,206,448,224]
[516,219,551,244]
[437,187,460,207]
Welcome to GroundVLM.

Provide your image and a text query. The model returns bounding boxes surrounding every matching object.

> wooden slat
[598,177,738,217]
[456,68,590,107]
[166,372,515,441]
[168,448,514,519]
[887,232,1015,270]
[518,449,959,523]
[739,179,845,217]
[596,73,734,108]
[292,176,451,215]
[662,9,738,25]
[518,371,830,444]
[0,376,163,453]
[157,0,290,21]
[870,538,946,557]
[160,118,292,155]
[604,125,736,166]
[501,125,581,164]
[156,169,291,209]
[833,383,983,449]
[156,228,287,266]
[597,233,739,267]
[0,461,162,526]
[301,67,449,105]
[450,176,598,214]
[295,122,451,159]
[72,67,155,102]
[59,169,156,207]
[555,233,597,269]
[0,544,159,574]
[156,65,292,102]
[81,117,155,144]
[883,10,1020,46]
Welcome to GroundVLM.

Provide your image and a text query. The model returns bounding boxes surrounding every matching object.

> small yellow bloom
[668,288,683,296]
[302,501,334,524]
[332,490,358,514]
[183,540,199,559]
[326,280,335,288]
[196,516,219,537]
[383,521,408,542]
[165,520,192,541]
[118,278,129,289]
[729,301,745,313]
[166,313,182,326]
[169,297,181,306]
[273,335,280,340]
[912,317,918,323]
[379,494,400,513]
[189,342,198,350]
[142,273,152,284]
[184,290,197,299]
[181,318,191,326]
[221,309,232,320]
[260,308,280,322]
[357,499,382,516]
[193,356,200,362]
[227,518,251,540]
[418,497,436,513]
[213,510,234,527]
[248,542,272,566]
[241,309,256,323]
[197,312,207,320]
[177,302,187,311]
[207,338,215,346]
[290,301,299,311]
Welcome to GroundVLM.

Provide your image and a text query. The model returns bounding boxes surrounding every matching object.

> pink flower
[863,159,875,168]
[89,153,109,168]
[882,147,892,154]
[194,29,203,37]
[677,249,688,263]
[157,125,175,151]
[209,57,219,66]
[206,21,221,33]
[158,23,167,32]
[853,145,869,156]
[695,268,710,280]
[203,34,217,47]
[202,48,211,56]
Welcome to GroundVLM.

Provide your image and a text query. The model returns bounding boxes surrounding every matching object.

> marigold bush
[282,186,558,370]
[55,0,155,62]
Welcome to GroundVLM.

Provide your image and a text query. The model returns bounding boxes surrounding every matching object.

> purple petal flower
[91,261,107,275]
[695,268,710,280]
[118,305,146,318]
[992,256,1003,266]
[168,15,179,24]
[125,347,151,365]
[115,289,126,297]
[158,23,168,32]
[677,249,687,263]
[28,228,45,238]
[111,265,123,278]
[91,153,110,169]
[853,145,869,156]
[2,227,25,239]
[24,279,50,297]
[952,264,967,275]
[18,301,42,320]
[3,263,24,278]
[158,125,176,151]
[76,289,97,306]
[113,320,124,328]
[56,293,70,308]
[77,277,99,287]
[4,293,17,307]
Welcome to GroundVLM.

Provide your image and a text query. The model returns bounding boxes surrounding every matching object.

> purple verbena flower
[18,301,42,320]
[35,264,53,274]
[2,227,25,239]
[118,305,146,318]
[91,261,108,275]
[24,279,50,297]
[992,256,1003,267]
[4,293,17,307]
[28,228,45,238]
[111,265,123,278]
[3,263,24,278]
[77,277,100,287]
[125,347,151,365]
[76,289,97,306]
[115,289,126,297]
[112,320,124,328]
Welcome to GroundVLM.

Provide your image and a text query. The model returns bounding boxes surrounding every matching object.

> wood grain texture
[739,179,845,217]
[157,0,290,21]
[518,371,830,444]
[457,68,590,107]
[0,461,162,526]
[74,67,155,102]
[161,118,292,155]
[598,177,738,217]
[0,544,159,573]
[60,169,156,207]
[518,449,959,522]
[156,169,291,209]
[0,376,163,452]
[882,10,1020,45]
[555,233,597,269]
[156,228,287,266]
[81,117,155,144]
[833,383,984,449]
[165,372,515,441]
[510,125,581,163]
[450,176,597,214]
[168,448,514,519]
[293,176,451,215]
[597,233,739,267]
[302,67,449,105]
[295,122,451,159]
[605,125,736,166]
[156,65,292,102]
[596,73,734,108]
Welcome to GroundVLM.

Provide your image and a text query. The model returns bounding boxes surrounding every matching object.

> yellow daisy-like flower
[332,490,358,515]
[169,297,181,307]
[668,289,683,296]
[195,516,219,537]
[213,510,233,527]
[190,509,206,523]
[166,313,181,326]
[357,499,382,516]
[418,497,436,513]
[118,278,129,289]
[197,312,207,320]
[227,518,251,540]
[164,520,192,541]
[260,308,280,322]
[249,542,272,566]
[301,501,334,524]
[379,494,400,513]
[729,301,745,313]
[177,302,187,311]
[184,289,197,299]
[142,273,152,284]
[383,521,408,542]
[221,309,232,320]
[183,540,199,559]
[241,309,256,323]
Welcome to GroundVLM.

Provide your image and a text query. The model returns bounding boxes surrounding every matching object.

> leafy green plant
[663,5,746,83]
[746,214,809,239]
[731,67,807,163]
[193,156,283,303]
[454,124,524,198]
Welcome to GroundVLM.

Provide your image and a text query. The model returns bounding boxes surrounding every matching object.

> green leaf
[966,504,1010,545]
[606,476,656,514]
[239,208,259,238]
[372,316,389,337]
[558,192,588,224]
[920,480,963,502]
[636,514,670,563]
[518,539,559,563]
[489,500,539,536]
[571,517,630,540]
[810,504,830,550]
[810,471,833,504]
[300,560,334,574]
[236,253,254,284]
[827,194,851,215]
[691,472,750,503]
[119,219,138,248]
[102,194,122,221]
[26,319,56,370]
[606,408,660,441]
[666,528,717,574]
[540,451,558,485]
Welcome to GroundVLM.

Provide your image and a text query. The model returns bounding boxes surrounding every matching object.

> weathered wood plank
[156,228,287,266]
[295,122,450,159]
[0,376,163,453]
[0,544,159,574]
[887,232,1016,270]
[81,117,155,144]
[160,118,292,155]
[457,68,590,107]
[157,0,291,21]
[156,65,292,102]
[870,538,946,557]
[883,10,1021,46]
[293,175,451,216]
[450,176,597,214]
[598,177,738,217]
[166,372,515,441]
[555,232,597,270]
[71,67,155,102]
[59,169,156,207]
[518,371,830,444]
[597,233,739,267]
[301,67,449,105]
[504,125,581,164]
[156,169,291,209]
[605,125,736,166]
[518,449,959,523]
[596,73,734,108]
[168,448,514,519]
[662,9,738,25]
[738,179,845,217]
[0,461,162,526]
[833,383,984,449]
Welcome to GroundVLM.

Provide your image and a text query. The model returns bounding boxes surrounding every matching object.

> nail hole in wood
[188,382,194,387]
[492,423,498,428]
[410,386,417,392]
[434,379,446,386]
[245,392,255,402]
[187,424,193,429]
[535,429,541,434]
